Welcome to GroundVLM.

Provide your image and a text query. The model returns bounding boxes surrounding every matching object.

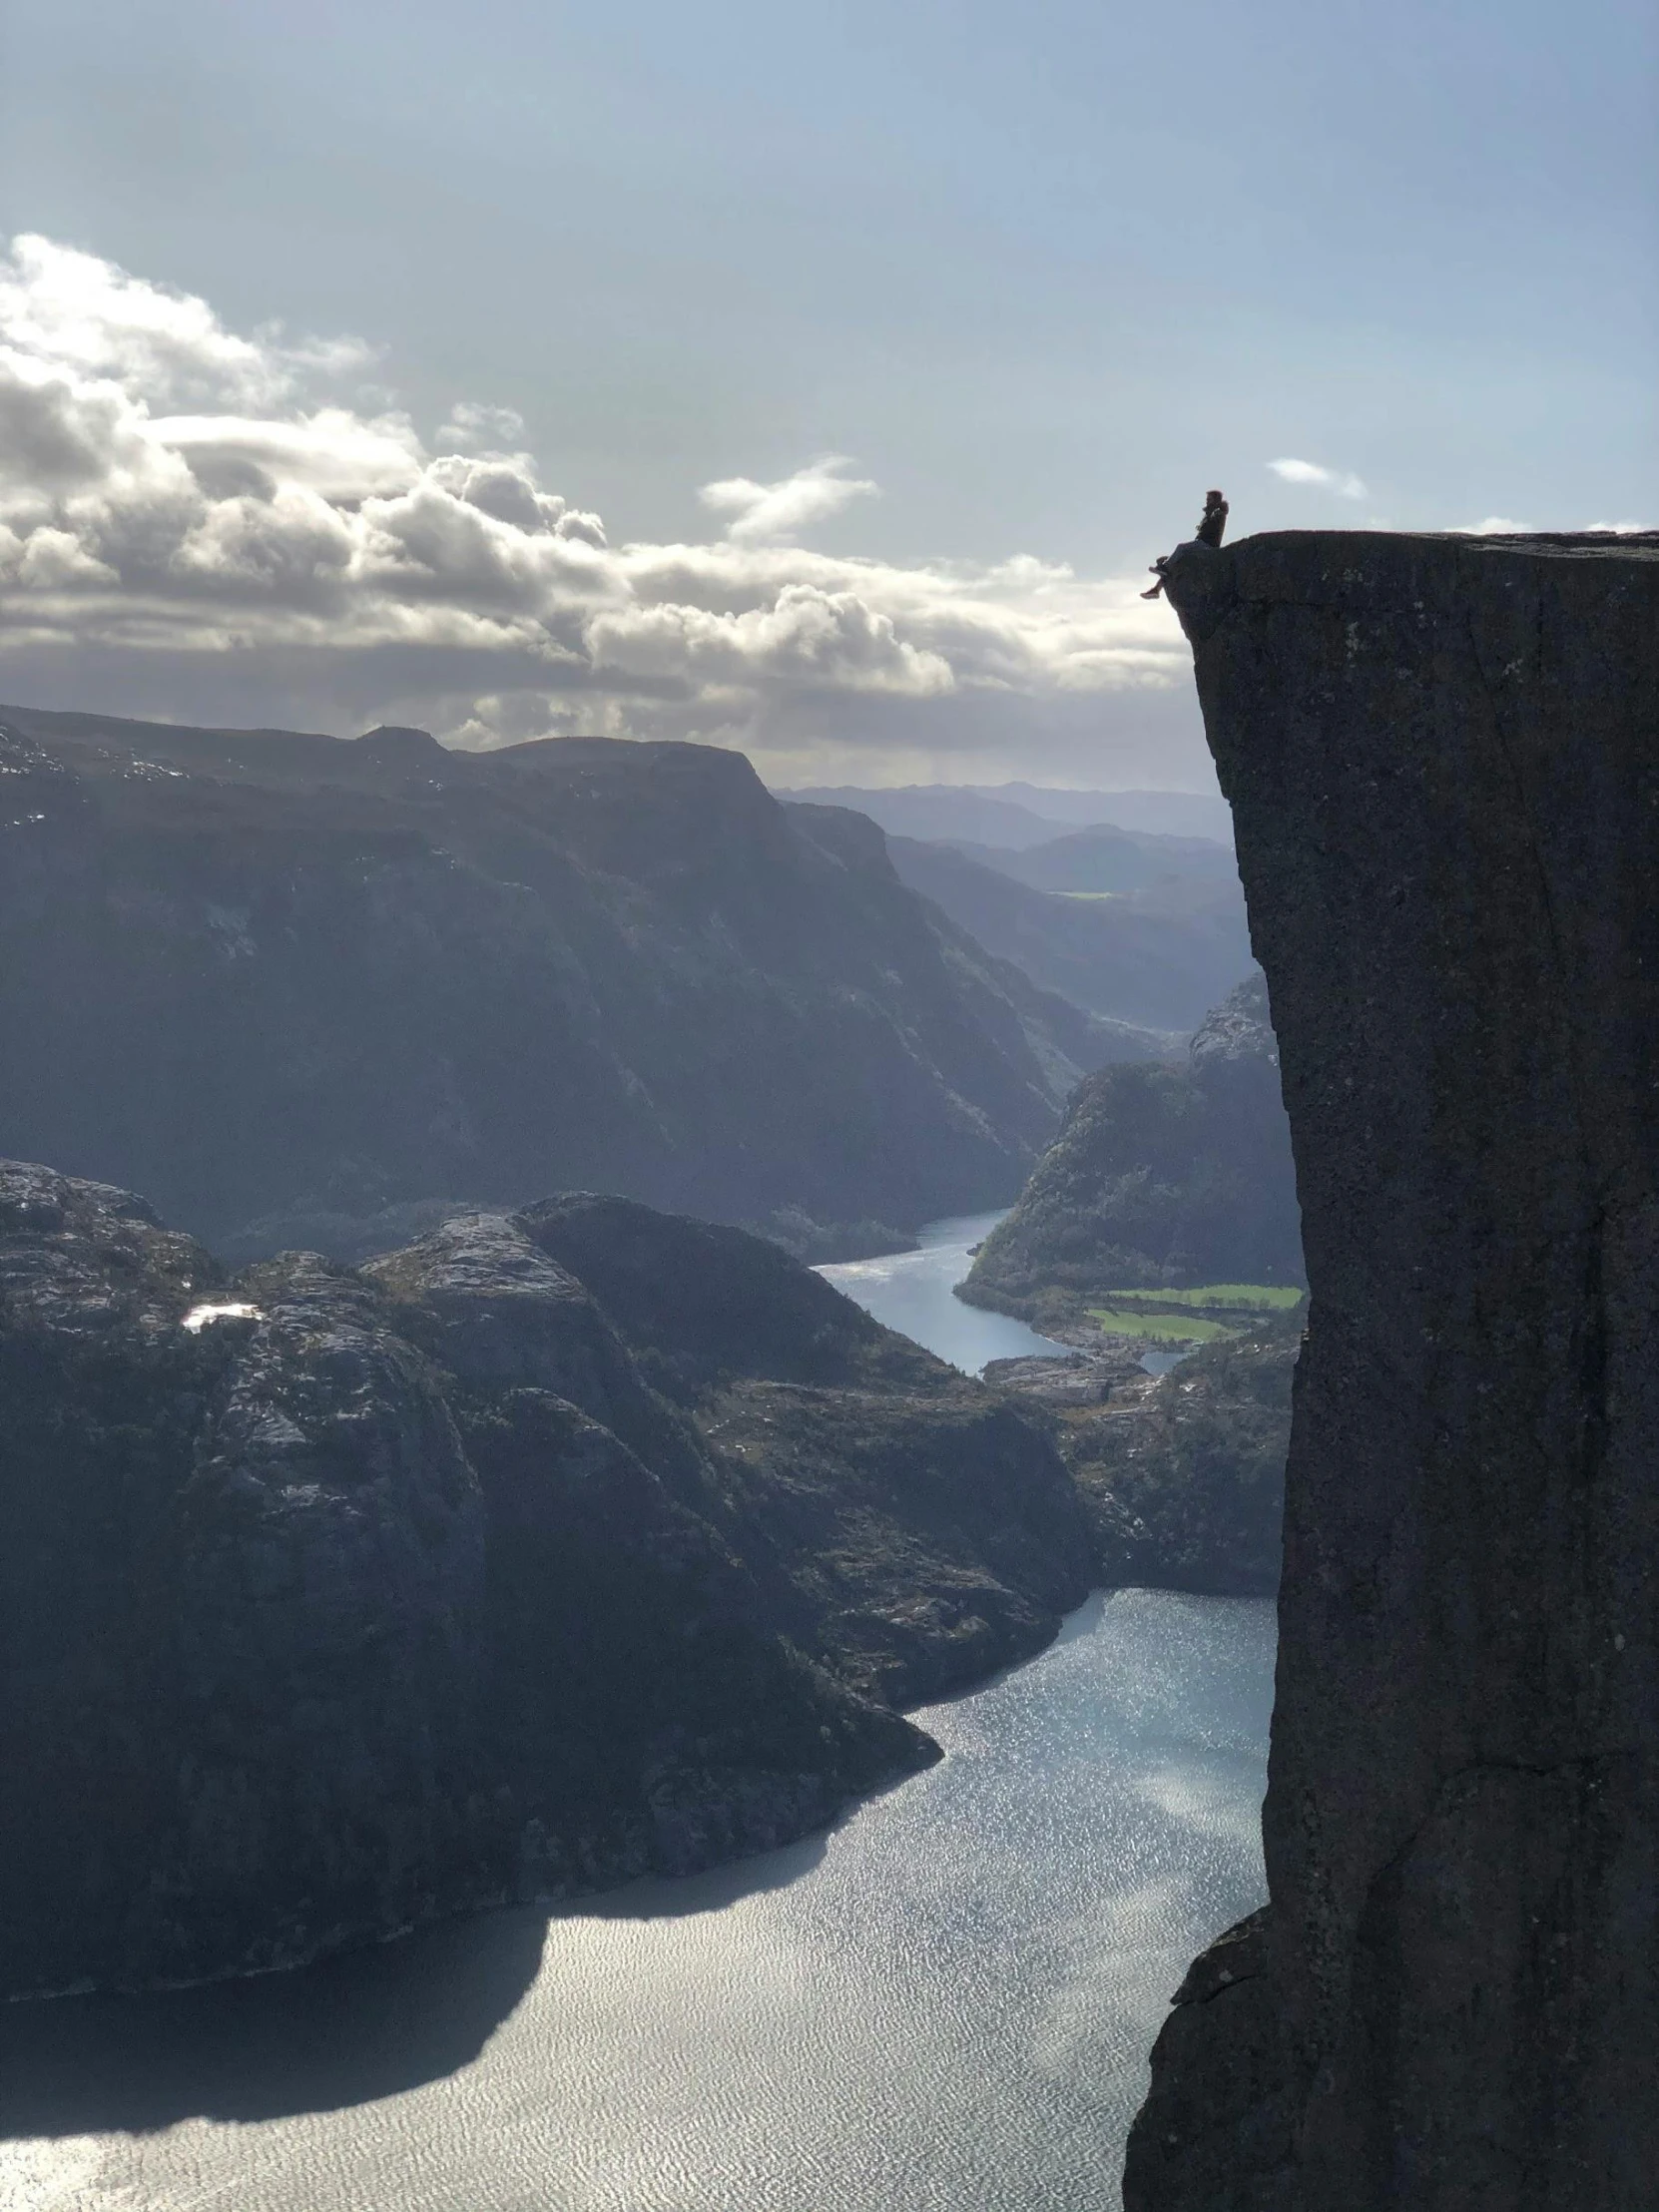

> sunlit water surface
[2,1216,1272,2212]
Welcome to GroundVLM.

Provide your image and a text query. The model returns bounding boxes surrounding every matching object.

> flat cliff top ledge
[1126,531,1659,2211]
[1158,524,1659,646]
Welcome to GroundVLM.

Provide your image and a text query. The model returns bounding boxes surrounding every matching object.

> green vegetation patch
[1087,1307,1238,1343]
[1103,1283,1304,1312]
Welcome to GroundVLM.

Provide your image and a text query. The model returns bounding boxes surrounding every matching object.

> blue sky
[1,0,1653,786]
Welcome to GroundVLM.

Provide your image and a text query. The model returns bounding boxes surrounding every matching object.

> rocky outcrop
[1125,531,1659,2209]
[1045,1329,1295,1597]
[962,973,1303,1329]
[518,1195,1097,1705]
[0,713,1147,1260]
[0,1162,1091,1998]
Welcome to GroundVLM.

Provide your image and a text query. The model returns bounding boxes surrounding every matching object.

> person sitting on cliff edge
[1141,488,1228,599]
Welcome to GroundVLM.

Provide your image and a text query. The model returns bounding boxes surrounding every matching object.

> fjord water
[818,1209,1068,1372]
[1,1218,1273,2212]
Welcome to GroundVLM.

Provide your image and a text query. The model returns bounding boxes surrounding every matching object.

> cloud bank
[0,235,1203,786]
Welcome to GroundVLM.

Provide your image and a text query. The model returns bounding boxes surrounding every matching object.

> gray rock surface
[1124,531,1659,2209]
[1055,1330,1295,1597]
[980,1351,1136,1406]
[519,1194,1098,1707]
[1,1166,1090,1997]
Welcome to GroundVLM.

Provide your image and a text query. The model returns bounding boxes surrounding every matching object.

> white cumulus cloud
[1268,456,1369,500]
[0,234,1201,784]
[436,400,528,453]
[698,456,879,545]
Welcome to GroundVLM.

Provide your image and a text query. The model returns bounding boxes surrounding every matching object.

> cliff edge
[1124,531,1659,2209]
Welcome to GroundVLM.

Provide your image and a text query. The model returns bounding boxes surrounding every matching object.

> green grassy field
[1084,1283,1304,1344]
[1103,1283,1304,1312]
[1086,1306,1238,1342]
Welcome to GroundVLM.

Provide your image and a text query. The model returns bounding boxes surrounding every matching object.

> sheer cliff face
[1126,533,1659,2209]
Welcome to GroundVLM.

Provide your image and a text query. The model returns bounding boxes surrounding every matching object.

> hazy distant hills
[779,781,1251,1028]
[0,709,1163,1259]
[938,823,1242,905]
[779,782,1236,848]
[886,836,1252,1031]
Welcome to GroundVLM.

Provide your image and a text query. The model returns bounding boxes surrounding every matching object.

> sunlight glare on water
[0,1590,1271,2212]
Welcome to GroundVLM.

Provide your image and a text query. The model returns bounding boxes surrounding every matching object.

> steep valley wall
[1125,532,1659,2209]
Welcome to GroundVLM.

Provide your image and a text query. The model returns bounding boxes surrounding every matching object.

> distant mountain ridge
[0,708,1160,1260]
[778,782,1235,848]
[972,783,1235,842]
[937,823,1241,906]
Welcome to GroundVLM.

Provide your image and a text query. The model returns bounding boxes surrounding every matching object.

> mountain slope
[779,784,1071,848]
[0,710,1152,1257]
[962,973,1303,1323]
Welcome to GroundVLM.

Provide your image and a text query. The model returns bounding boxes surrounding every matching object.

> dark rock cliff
[0,713,1140,1260]
[1125,531,1659,2209]
[0,1162,1091,1998]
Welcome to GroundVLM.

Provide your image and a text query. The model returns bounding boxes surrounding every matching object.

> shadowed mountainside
[962,973,1303,1330]
[0,1159,1092,1999]
[1125,529,1659,2211]
[1043,1327,1295,1598]
[0,709,1154,1262]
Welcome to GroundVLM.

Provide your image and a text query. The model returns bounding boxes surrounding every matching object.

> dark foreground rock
[1125,530,1659,2209]
[0,1164,1091,1998]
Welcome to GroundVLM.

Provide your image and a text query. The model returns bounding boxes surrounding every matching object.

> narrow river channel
[818,1210,1069,1373]
[0,1219,1273,2212]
